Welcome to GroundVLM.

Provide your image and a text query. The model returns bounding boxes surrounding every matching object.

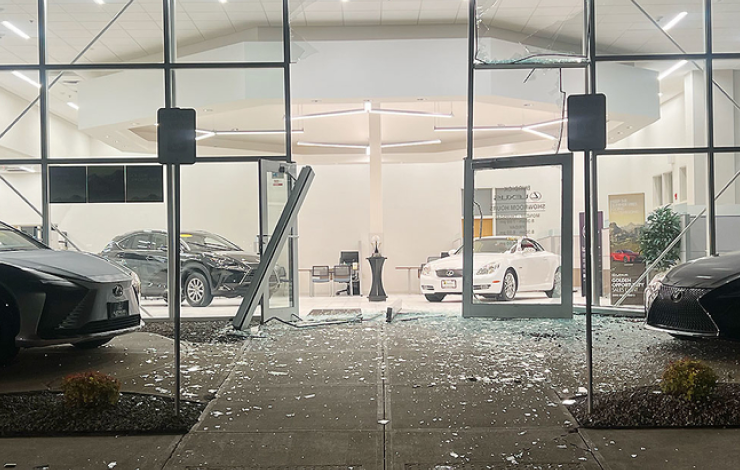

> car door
[145,232,170,293]
[516,239,539,289]
[123,233,157,293]
[529,239,557,289]
[109,234,141,272]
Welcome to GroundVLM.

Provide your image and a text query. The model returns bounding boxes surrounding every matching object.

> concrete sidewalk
[4,315,740,469]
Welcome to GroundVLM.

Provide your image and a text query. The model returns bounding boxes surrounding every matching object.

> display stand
[367,256,388,302]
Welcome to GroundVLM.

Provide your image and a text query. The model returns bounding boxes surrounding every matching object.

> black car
[645,252,740,339]
[0,222,141,363]
[101,230,268,308]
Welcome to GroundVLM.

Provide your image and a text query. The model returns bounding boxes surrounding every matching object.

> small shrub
[61,371,121,408]
[660,358,718,401]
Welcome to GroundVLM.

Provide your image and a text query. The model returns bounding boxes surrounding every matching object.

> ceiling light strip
[291,109,366,121]
[67,102,79,110]
[1,21,30,40]
[434,126,523,132]
[297,141,368,150]
[11,71,41,88]
[370,109,453,118]
[662,11,687,31]
[381,140,442,148]
[658,60,688,80]
[524,118,568,130]
[522,128,558,141]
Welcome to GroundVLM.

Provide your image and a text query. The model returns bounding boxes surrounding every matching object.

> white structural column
[369,107,383,250]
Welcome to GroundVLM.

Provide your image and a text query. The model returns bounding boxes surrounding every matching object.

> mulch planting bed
[141,320,247,344]
[568,383,740,428]
[0,391,206,437]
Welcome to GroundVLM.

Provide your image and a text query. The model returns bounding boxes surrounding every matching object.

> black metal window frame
[0,0,294,244]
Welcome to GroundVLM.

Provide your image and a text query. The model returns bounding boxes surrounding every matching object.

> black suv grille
[647,285,717,334]
[436,269,462,278]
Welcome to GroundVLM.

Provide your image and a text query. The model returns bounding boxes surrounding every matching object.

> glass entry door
[259,160,299,322]
[462,153,573,318]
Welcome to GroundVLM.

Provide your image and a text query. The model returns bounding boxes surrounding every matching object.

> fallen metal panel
[232,165,314,330]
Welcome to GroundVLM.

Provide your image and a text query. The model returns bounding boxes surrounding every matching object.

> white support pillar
[369,110,383,236]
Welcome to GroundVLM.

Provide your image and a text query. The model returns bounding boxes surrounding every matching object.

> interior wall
[297,164,371,295]
[382,161,463,293]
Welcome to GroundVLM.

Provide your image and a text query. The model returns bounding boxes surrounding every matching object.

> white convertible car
[419,236,561,302]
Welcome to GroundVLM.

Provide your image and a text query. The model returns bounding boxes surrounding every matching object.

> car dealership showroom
[3,0,740,468]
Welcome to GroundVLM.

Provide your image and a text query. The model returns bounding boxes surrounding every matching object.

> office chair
[333,264,353,296]
[311,265,331,297]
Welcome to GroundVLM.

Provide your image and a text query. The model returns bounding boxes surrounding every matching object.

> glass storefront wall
[0,0,739,319]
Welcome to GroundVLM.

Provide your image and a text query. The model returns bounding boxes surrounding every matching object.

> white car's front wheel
[545,267,561,299]
[499,269,518,301]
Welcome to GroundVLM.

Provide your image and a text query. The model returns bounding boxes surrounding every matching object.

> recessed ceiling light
[219,0,227,3]
[658,60,688,80]
[94,0,105,4]
[662,11,687,31]
[1,21,30,40]
[67,102,79,110]
[11,71,40,88]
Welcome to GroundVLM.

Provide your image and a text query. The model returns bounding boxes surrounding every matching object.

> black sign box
[567,94,606,152]
[157,107,196,165]
[50,166,87,204]
[126,166,164,203]
[88,166,125,203]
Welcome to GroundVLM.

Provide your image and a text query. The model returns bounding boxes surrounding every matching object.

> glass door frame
[258,159,300,322]
[462,153,574,318]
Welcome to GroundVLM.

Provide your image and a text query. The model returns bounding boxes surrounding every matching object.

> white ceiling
[0,0,736,163]
[0,0,736,64]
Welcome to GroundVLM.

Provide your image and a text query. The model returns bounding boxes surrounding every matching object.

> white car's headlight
[476,262,500,275]
[421,264,434,276]
[644,272,666,310]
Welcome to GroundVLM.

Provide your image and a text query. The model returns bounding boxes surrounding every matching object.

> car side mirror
[448,249,456,256]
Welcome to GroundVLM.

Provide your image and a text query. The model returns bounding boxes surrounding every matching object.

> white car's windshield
[455,238,517,255]
[0,227,46,252]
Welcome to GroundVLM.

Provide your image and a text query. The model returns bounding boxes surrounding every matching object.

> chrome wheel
[187,277,205,303]
[501,271,517,301]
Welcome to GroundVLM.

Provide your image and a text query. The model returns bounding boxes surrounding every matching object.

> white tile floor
[139,291,580,320]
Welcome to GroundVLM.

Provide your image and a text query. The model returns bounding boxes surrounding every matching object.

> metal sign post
[568,91,606,416]
[158,108,196,417]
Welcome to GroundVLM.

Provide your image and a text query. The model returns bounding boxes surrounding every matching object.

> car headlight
[33,270,79,289]
[131,271,141,295]
[476,262,500,275]
[421,265,433,276]
[645,272,666,310]
[208,256,243,269]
